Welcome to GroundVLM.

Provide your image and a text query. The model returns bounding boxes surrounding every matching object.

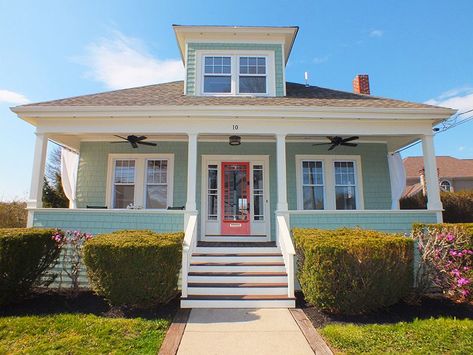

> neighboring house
[11,25,455,308]
[403,156,473,197]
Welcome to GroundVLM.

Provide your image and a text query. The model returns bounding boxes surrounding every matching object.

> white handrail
[276,213,295,298]
[181,212,198,298]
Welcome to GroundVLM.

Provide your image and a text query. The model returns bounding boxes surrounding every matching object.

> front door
[221,162,250,235]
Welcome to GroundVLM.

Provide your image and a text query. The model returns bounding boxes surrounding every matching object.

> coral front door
[221,162,250,235]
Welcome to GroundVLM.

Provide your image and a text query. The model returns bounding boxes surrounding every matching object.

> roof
[404,156,473,179]
[16,81,449,110]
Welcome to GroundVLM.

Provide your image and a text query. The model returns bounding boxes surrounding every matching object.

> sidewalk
[176,308,315,355]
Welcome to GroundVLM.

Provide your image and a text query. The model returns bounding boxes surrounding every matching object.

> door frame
[201,155,271,241]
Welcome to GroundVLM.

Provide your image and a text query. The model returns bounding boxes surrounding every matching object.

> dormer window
[199,53,273,96]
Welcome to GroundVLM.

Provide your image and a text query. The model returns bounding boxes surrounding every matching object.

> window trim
[237,55,269,95]
[439,179,453,192]
[106,154,174,209]
[300,160,325,210]
[196,50,275,97]
[295,155,364,210]
[333,160,359,210]
[202,55,233,95]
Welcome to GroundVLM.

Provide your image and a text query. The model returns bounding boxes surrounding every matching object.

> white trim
[106,153,174,210]
[200,154,271,240]
[285,209,442,214]
[295,155,364,210]
[29,207,187,214]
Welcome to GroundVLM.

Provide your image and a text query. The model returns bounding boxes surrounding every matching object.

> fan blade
[114,135,128,140]
[312,143,332,146]
[326,136,335,142]
[135,136,147,141]
[131,142,138,148]
[341,136,359,143]
[137,141,157,146]
[328,144,337,151]
[341,142,358,147]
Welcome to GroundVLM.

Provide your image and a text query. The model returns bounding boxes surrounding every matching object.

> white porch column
[185,133,198,211]
[421,134,443,211]
[27,133,48,226]
[276,133,288,211]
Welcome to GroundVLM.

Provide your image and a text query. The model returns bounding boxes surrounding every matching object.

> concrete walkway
[177,308,315,355]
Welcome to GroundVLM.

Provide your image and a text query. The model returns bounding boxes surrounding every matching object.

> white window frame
[196,50,275,97]
[237,55,268,95]
[202,55,233,95]
[106,154,174,209]
[300,160,326,210]
[295,155,364,210]
[439,179,452,192]
[333,160,359,210]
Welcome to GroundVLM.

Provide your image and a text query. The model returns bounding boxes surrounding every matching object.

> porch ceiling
[48,133,420,153]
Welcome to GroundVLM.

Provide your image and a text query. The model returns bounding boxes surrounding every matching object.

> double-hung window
[334,161,357,210]
[203,56,232,93]
[301,161,324,210]
[239,57,267,94]
[109,154,173,209]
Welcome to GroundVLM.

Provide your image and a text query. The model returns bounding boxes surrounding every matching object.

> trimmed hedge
[0,228,60,306]
[294,228,414,315]
[83,230,183,307]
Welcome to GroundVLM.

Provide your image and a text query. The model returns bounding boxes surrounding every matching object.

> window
[203,56,231,93]
[440,180,452,192]
[301,161,324,210]
[239,57,266,94]
[207,165,218,220]
[108,154,173,209]
[253,165,264,220]
[145,160,168,209]
[334,161,357,210]
[112,160,135,208]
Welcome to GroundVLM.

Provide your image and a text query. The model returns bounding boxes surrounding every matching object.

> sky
[1,0,472,201]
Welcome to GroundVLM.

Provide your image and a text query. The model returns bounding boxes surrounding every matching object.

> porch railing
[276,213,295,298]
[181,212,198,298]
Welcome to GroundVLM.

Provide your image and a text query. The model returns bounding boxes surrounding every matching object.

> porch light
[229,135,241,146]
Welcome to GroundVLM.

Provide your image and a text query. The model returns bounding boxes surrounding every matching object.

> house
[11,25,455,308]
[403,156,473,197]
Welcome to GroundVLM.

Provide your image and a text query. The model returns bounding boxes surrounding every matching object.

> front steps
[181,239,295,308]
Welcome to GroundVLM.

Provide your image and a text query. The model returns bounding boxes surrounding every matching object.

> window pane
[336,186,356,210]
[147,160,167,184]
[223,57,231,65]
[114,160,135,183]
[204,76,231,93]
[208,195,217,220]
[303,186,324,210]
[254,195,264,220]
[239,76,266,93]
[205,57,212,65]
[302,161,323,185]
[113,185,134,208]
[205,65,213,74]
[146,185,167,209]
[253,167,263,190]
[208,167,217,190]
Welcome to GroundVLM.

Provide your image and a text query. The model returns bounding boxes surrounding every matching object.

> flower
[458,278,470,287]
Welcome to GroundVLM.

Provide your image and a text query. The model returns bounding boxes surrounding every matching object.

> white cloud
[0,90,29,105]
[79,31,185,90]
[313,55,329,64]
[425,87,473,113]
[369,29,384,38]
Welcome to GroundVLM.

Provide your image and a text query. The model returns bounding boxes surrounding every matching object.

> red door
[221,162,250,235]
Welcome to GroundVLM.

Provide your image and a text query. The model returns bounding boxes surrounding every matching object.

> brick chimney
[353,74,370,95]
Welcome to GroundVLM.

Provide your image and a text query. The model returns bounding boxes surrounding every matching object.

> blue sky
[1,0,472,200]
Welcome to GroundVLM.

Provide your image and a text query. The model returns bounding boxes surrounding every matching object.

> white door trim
[201,155,271,241]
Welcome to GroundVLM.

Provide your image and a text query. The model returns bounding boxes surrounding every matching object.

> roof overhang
[172,25,299,65]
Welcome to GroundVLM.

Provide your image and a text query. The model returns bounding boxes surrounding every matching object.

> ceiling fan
[112,135,157,149]
[312,136,359,151]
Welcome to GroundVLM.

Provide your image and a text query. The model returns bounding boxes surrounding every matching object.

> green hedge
[0,228,60,306]
[294,228,414,315]
[83,230,183,307]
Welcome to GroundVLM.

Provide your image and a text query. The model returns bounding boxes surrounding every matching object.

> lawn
[0,313,170,354]
[321,317,473,355]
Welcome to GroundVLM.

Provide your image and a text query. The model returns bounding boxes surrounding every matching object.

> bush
[0,201,27,228]
[0,228,61,306]
[294,228,414,315]
[400,190,473,223]
[412,223,473,302]
[83,230,183,307]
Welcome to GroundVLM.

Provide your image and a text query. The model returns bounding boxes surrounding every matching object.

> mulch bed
[0,289,179,320]
[296,291,473,328]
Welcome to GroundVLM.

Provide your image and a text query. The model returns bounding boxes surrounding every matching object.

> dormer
[173,25,298,97]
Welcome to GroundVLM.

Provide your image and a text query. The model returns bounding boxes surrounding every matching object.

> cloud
[79,31,185,90]
[0,90,29,105]
[369,29,384,38]
[425,87,473,113]
[313,55,329,64]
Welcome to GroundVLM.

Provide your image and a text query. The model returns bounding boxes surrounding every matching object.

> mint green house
[12,25,454,308]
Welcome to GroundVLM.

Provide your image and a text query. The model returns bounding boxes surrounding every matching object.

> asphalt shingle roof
[20,81,444,110]
[404,156,473,178]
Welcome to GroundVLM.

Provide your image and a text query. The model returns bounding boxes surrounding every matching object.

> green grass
[321,317,473,354]
[0,313,170,354]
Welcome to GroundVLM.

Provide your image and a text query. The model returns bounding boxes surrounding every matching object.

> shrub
[83,230,183,307]
[0,201,27,228]
[0,228,61,305]
[294,228,414,315]
[412,223,473,302]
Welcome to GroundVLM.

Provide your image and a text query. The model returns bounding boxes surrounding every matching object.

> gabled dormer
[173,25,298,97]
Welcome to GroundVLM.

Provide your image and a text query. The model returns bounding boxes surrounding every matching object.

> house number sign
[233,124,239,130]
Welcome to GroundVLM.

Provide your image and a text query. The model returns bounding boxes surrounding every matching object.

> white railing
[276,213,296,298]
[181,212,198,298]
